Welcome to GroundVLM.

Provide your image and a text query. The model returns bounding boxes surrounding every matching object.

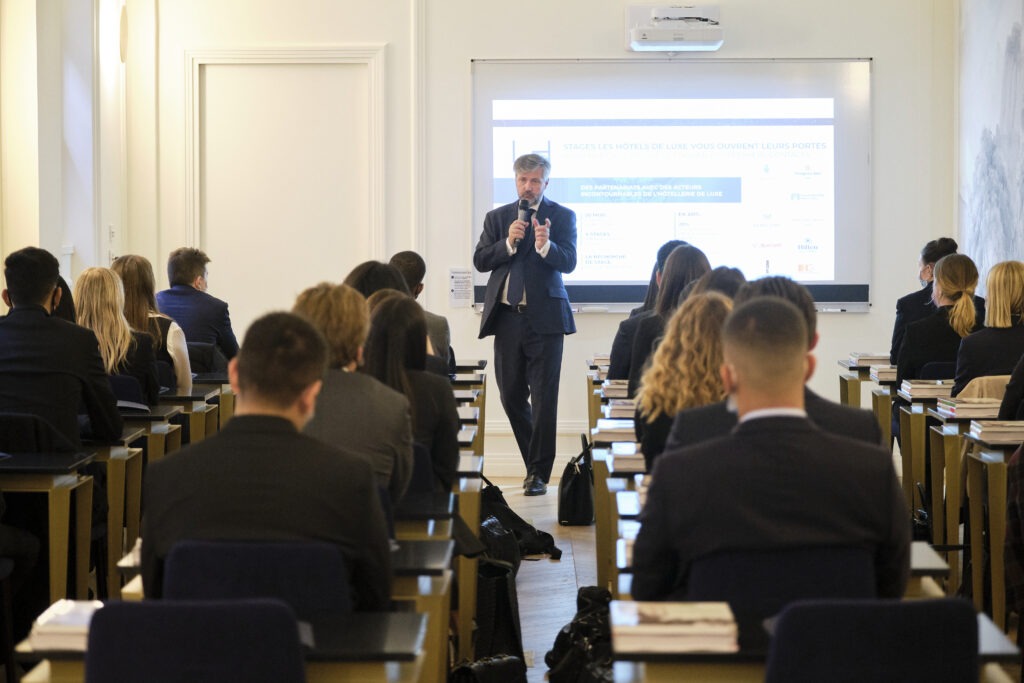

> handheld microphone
[516,199,530,246]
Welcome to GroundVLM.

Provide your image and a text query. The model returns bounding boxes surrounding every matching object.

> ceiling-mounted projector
[626,4,724,52]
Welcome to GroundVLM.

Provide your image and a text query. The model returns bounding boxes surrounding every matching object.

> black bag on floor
[545,586,613,683]
[481,476,562,559]
[479,514,522,574]
[449,655,527,683]
[474,558,526,661]
[558,434,594,526]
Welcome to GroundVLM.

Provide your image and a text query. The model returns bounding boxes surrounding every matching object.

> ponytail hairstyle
[984,260,1024,328]
[932,254,978,338]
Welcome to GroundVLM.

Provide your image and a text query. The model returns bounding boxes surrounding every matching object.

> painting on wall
[960,0,1024,289]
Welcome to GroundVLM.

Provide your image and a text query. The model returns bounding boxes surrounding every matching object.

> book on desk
[849,352,891,367]
[869,365,897,382]
[602,399,637,419]
[969,420,1024,444]
[936,398,1002,419]
[899,379,954,399]
[601,379,629,398]
[29,600,103,651]
[610,600,738,653]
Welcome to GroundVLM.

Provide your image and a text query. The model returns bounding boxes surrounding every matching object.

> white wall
[1,0,955,473]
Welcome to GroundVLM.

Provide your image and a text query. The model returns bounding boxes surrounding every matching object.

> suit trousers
[493,305,564,482]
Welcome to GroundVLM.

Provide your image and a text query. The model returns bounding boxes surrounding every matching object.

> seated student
[952,260,1024,396]
[635,292,731,467]
[74,267,161,406]
[999,352,1024,420]
[663,277,882,452]
[294,282,414,504]
[363,296,460,493]
[631,298,910,601]
[389,250,455,371]
[141,312,391,609]
[53,275,76,322]
[890,237,961,364]
[628,244,712,397]
[112,255,192,392]
[156,247,239,361]
[0,247,123,446]
[895,254,981,388]
[608,240,686,380]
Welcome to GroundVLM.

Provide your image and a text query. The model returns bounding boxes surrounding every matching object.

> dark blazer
[156,285,239,360]
[141,415,392,610]
[473,196,577,338]
[116,331,161,406]
[953,323,1024,396]
[895,306,971,388]
[628,313,666,396]
[608,313,648,383]
[424,310,451,367]
[631,416,910,601]
[635,411,673,468]
[0,306,123,447]
[304,369,414,504]
[890,284,986,364]
[663,387,883,457]
[999,352,1024,420]
[407,370,460,492]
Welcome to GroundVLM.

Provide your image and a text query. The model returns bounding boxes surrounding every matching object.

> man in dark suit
[473,154,577,495]
[0,247,123,447]
[663,276,883,456]
[156,247,239,360]
[632,298,910,601]
[141,312,391,610]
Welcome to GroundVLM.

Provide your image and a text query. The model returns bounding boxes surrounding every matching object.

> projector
[626,4,724,52]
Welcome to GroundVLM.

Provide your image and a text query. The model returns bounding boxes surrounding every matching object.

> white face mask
[725,394,738,414]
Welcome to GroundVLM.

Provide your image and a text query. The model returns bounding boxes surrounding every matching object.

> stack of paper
[869,365,897,382]
[609,453,646,473]
[602,398,637,419]
[900,380,953,399]
[592,418,636,445]
[590,354,611,367]
[850,352,891,367]
[610,601,739,653]
[969,420,1024,445]
[935,398,1002,420]
[601,379,629,398]
[29,600,104,651]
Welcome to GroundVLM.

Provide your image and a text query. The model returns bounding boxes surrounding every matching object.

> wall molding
[183,45,387,254]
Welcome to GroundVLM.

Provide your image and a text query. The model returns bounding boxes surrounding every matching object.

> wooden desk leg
[205,406,219,438]
[968,455,985,612]
[218,389,235,427]
[873,390,892,450]
[105,453,127,599]
[72,477,92,599]
[456,478,481,662]
[165,424,182,454]
[988,460,1008,631]
[899,407,914,512]
[928,428,946,547]
[592,457,611,592]
[392,573,451,683]
[46,487,72,603]
[944,438,967,595]
[909,411,928,511]
[145,430,165,462]
[124,450,144,551]
[839,375,862,409]
[186,409,205,444]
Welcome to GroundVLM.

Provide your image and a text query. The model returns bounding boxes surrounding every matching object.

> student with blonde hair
[635,291,732,466]
[953,260,1024,395]
[295,283,414,503]
[111,254,192,392]
[74,267,160,405]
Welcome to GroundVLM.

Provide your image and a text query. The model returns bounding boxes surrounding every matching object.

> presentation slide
[490,98,836,285]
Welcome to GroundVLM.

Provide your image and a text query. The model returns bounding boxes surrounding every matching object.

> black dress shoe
[524,475,547,496]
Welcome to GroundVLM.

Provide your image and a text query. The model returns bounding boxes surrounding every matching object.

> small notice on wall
[449,268,473,308]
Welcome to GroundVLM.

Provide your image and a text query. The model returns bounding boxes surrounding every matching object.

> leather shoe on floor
[524,475,547,496]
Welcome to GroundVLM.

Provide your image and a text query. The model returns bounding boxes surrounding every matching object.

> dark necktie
[506,208,534,305]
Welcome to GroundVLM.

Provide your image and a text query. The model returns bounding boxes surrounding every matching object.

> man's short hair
[4,247,60,306]
[343,261,411,298]
[292,283,368,369]
[388,251,426,290]
[513,154,551,180]
[723,298,809,391]
[235,312,328,408]
[167,247,211,287]
[734,276,817,347]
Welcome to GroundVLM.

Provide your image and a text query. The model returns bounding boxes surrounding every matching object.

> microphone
[516,199,530,247]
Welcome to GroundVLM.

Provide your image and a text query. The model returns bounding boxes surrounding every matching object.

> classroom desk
[453,359,487,372]
[394,492,455,541]
[586,370,604,433]
[896,398,938,513]
[17,611,428,683]
[453,471,482,662]
[83,426,147,599]
[607,610,1018,683]
[119,404,184,462]
[452,389,481,405]
[457,406,479,425]
[0,452,95,601]
[451,373,486,456]
[157,386,220,444]
[192,372,233,428]
[870,384,895,449]
[965,436,1022,631]
[837,360,872,409]
[456,426,477,450]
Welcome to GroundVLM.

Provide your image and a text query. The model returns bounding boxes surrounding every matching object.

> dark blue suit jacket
[473,197,577,337]
[156,285,239,360]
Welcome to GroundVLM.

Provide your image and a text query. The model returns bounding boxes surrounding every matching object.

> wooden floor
[491,476,597,683]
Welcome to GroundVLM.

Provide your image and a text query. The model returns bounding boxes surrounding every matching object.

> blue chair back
[686,546,876,619]
[109,374,147,406]
[162,540,352,619]
[765,598,978,683]
[85,599,306,683]
[920,361,956,380]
